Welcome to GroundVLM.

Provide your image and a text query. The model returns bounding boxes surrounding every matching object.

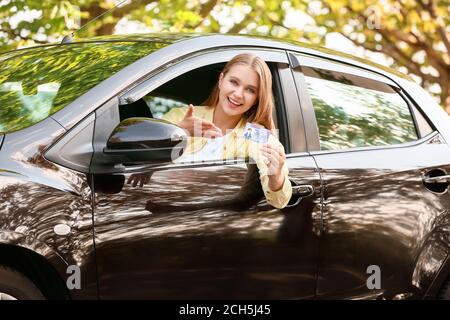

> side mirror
[103,117,187,164]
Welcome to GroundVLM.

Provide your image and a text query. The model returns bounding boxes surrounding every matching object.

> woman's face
[217,64,260,118]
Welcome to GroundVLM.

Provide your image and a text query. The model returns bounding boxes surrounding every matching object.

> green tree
[307,0,450,113]
[0,0,449,112]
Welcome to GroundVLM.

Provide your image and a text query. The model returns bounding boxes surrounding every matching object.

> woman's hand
[261,143,286,191]
[178,104,223,138]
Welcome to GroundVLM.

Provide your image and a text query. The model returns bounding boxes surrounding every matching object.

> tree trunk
[95,23,115,36]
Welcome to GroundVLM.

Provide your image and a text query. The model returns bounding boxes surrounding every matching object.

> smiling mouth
[227,97,243,107]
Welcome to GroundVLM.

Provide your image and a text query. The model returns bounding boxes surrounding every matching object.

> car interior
[118,62,289,150]
[118,63,224,121]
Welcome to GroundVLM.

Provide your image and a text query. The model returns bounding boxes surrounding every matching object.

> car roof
[1,32,411,81]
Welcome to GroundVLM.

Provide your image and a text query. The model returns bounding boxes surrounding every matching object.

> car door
[90,48,322,299]
[290,52,450,299]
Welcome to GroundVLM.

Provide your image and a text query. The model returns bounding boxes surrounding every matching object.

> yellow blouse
[163,105,292,209]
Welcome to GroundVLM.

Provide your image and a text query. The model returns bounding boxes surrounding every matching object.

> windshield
[0,41,167,133]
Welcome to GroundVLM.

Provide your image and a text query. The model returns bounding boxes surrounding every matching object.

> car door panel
[91,51,322,299]
[312,136,450,299]
[93,157,320,299]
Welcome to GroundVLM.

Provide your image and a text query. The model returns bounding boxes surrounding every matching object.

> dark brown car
[1,33,450,300]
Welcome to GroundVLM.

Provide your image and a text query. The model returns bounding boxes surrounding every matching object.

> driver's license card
[242,123,270,144]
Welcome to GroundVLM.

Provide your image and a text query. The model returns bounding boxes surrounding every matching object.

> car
[1,33,450,300]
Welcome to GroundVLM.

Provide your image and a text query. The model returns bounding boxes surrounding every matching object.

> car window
[302,66,418,151]
[119,61,282,125]
[117,61,286,163]
[0,41,165,133]
[119,62,223,121]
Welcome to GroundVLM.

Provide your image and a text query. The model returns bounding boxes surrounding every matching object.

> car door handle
[292,184,315,197]
[423,174,450,184]
[283,183,315,209]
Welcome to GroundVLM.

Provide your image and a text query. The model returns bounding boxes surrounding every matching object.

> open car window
[118,60,286,151]
[120,62,225,121]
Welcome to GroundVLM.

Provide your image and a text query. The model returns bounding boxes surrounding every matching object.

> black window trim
[0,133,4,150]
[397,86,436,138]
[270,62,291,154]
[395,87,434,139]
[287,53,321,152]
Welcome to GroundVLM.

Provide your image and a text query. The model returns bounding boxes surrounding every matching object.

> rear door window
[302,66,418,150]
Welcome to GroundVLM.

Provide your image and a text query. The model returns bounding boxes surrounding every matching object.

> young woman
[162,53,292,209]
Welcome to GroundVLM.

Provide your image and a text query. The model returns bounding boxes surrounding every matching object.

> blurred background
[0,0,449,113]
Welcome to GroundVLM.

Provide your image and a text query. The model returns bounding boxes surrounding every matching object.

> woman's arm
[164,104,222,138]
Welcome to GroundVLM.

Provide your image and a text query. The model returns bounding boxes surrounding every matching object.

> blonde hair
[202,53,275,130]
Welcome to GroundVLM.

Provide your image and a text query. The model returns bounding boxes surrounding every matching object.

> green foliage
[313,0,450,112]
[0,0,448,111]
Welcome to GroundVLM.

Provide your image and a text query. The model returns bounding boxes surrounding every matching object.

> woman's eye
[246,88,255,94]
[230,79,238,85]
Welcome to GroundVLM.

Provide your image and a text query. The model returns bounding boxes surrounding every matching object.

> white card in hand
[243,123,270,144]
